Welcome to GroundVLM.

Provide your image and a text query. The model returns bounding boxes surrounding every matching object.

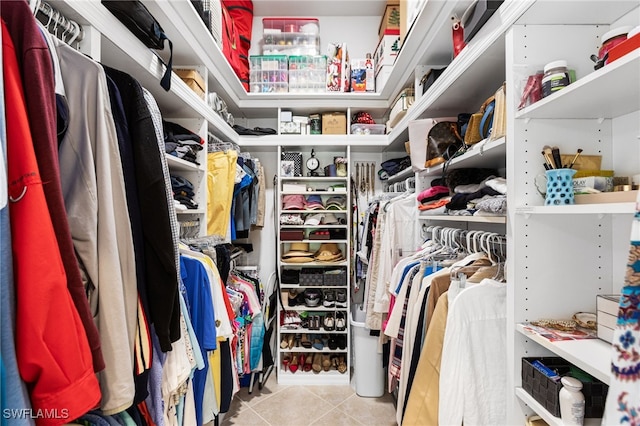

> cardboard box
[596,294,620,343]
[575,190,638,204]
[378,3,400,38]
[400,0,426,45]
[350,58,375,92]
[375,64,393,92]
[374,29,401,75]
[322,112,347,135]
[175,68,206,99]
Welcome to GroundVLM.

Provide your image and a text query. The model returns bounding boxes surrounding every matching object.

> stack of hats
[313,243,345,263]
[305,194,324,210]
[282,194,306,210]
[303,212,340,226]
[171,175,198,210]
[280,214,304,225]
[281,243,315,263]
[325,195,346,210]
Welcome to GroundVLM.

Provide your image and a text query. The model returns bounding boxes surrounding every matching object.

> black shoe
[335,289,347,308]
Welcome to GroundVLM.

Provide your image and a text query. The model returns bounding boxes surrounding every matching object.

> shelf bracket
[524,118,531,125]
[597,213,605,220]
[597,117,605,124]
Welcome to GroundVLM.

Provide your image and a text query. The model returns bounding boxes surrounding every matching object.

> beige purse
[489,82,506,142]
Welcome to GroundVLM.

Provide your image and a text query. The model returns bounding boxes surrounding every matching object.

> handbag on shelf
[425,121,464,168]
[464,94,495,146]
[101,1,173,91]
[489,82,506,141]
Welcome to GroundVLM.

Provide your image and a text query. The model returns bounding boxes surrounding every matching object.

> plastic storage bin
[351,304,385,397]
[262,18,320,56]
[249,55,288,93]
[351,123,386,135]
[288,55,327,93]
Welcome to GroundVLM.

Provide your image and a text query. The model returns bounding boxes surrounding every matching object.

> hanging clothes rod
[33,0,83,45]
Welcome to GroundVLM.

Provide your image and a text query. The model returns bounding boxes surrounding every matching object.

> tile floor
[221,371,398,426]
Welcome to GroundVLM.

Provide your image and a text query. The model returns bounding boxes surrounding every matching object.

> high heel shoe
[289,354,299,373]
[337,355,347,374]
[282,354,291,372]
[312,353,322,374]
[304,354,313,372]
[287,333,296,349]
[321,354,332,372]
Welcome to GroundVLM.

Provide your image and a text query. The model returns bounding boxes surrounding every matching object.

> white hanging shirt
[439,278,507,426]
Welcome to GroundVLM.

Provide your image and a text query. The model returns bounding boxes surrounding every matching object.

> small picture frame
[281,160,295,177]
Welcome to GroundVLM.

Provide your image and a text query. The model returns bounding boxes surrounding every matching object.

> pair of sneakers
[322,289,347,308]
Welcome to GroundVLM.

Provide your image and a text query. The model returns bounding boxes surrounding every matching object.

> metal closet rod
[33,0,84,44]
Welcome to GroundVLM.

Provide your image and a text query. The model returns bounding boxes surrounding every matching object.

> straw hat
[282,242,314,263]
[313,243,344,262]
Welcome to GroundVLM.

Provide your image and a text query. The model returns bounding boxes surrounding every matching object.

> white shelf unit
[276,145,352,385]
[506,2,640,423]
[52,0,640,415]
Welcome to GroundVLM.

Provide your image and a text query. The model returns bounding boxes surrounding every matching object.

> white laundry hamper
[350,304,385,397]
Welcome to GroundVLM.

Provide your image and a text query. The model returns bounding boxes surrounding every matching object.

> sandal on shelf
[280,335,289,349]
[322,354,332,372]
[312,353,323,374]
[290,354,299,373]
[300,333,312,349]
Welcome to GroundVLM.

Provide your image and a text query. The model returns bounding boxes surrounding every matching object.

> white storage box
[596,294,620,343]
[374,29,401,75]
[375,65,393,93]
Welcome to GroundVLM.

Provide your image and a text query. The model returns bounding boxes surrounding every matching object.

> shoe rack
[276,145,351,385]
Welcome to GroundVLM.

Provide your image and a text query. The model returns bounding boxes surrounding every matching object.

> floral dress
[605,191,640,425]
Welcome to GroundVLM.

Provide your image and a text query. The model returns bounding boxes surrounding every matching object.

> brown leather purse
[425,121,463,168]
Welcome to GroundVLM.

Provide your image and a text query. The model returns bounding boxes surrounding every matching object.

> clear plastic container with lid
[541,60,570,98]
[262,18,320,56]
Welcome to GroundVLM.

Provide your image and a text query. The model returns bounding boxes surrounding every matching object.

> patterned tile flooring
[221,371,397,426]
